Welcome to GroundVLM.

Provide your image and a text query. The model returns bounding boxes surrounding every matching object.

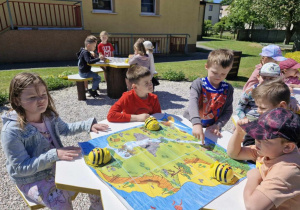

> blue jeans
[79,71,101,90]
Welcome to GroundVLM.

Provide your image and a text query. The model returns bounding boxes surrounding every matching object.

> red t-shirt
[97,42,114,57]
[107,89,162,122]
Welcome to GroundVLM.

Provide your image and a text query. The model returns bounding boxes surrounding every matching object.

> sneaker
[88,89,100,98]
[96,87,101,94]
[86,89,91,97]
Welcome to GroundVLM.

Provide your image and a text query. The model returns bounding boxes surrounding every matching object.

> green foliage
[204,20,213,36]
[162,70,185,81]
[285,51,300,63]
[43,76,74,91]
[0,92,8,106]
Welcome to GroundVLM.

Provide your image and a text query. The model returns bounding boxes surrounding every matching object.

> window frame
[92,0,114,14]
[141,0,156,15]
[209,5,213,11]
[208,16,212,20]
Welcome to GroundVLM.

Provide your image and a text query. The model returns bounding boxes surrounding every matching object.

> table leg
[76,81,86,101]
[106,67,128,99]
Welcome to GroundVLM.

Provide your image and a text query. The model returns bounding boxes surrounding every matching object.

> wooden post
[226,51,242,80]
[76,81,86,100]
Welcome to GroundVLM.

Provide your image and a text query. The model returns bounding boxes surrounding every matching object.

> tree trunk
[250,22,255,41]
[284,23,293,45]
[293,21,300,51]
[220,27,224,38]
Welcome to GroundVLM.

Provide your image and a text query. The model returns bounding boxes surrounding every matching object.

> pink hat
[279,58,300,70]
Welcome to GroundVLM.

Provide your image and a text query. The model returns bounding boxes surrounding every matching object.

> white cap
[143,41,154,50]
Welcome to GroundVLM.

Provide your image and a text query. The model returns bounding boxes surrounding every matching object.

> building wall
[81,0,199,51]
[197,4,205,40]
[0,30,90,63]
[204,3,220,25]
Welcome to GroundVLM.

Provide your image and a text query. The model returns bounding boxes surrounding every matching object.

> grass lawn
[0,37,270,104]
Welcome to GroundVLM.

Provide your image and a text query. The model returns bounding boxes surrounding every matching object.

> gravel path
[0,80,242,209]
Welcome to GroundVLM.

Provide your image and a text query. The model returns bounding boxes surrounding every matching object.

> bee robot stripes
[210,161,234,184]
[145,117,160,131]
[88,148,111,166]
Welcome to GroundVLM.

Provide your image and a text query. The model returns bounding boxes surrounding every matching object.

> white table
[55,114,247,210]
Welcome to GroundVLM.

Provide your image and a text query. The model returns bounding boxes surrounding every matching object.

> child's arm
[244,168,273,210]
[107,96,132,122]
[152,95,162,114]
[227,119,256,160]
[236,91,250,119]
[83,51,100,64]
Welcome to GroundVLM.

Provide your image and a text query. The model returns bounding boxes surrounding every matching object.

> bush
[162,70,185,81]
[284,51,300,63]
[43,76,74,91]
[0,92,8,106]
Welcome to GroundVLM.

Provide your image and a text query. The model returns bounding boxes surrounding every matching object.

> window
[208,16,212,20]
[141,0,155,14]
[93,0,113,12]
[209,5,213,11]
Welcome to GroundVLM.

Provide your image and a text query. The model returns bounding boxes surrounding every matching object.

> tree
[204,20,213,36]
[253,0,300,50]
[220,0,233,5]
[213,17,231,38]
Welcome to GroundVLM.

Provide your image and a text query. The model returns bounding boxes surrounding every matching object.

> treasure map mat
[79,114,255,210]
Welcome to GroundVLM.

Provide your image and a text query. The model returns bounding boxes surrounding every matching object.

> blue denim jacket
[1,111,95,185]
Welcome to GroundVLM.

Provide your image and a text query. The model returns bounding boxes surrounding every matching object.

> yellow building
[0,0,204,62]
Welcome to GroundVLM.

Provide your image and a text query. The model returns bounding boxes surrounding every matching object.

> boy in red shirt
[97,31,114,59]
[107,65,161,122]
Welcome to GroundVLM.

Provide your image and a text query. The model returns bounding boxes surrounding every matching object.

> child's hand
[236,118,248,135]
[192,124,204,144]
[207,124,222,137]
[57,146,81,161]
[131,114,150,122]
[91,123,110,133]
[99,54,105,60]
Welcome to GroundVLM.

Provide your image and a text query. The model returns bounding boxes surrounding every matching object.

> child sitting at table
[1,72,109,209]
[126,38,150,90]
[77,35,101,98]
[107,65,161,122]
[183,49,234,144]
[97,31,114,59]
[243,44,287,91]
[227,108,300,210]
[241,78,290,146]
[279,58,300,88]
[143,40,160,87]
[236,63,281,122]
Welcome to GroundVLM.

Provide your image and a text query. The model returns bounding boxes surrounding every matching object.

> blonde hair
[126,65,151,84]
[206,49,234,68]
[252,78,290,106]
[100,31,109,38]
[134,38,146,56]
[84,35,98,47]
[9,72,58,129]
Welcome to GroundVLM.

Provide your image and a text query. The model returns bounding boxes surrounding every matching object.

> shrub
[162,70,185,81]
[0,92,8,106]
[284,51,300,63]
[43,76,74,91]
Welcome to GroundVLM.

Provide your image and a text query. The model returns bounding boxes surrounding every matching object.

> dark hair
[85,35,98,46]
[133,38,146,56]
[252,77,290,106]
[126,65,151,84]
[9,72,58,129]
[206,49,234,68]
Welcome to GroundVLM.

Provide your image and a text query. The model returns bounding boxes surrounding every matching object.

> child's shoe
[86,89,91,97]
[88,89,100,98]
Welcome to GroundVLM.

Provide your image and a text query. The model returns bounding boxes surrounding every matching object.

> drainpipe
[6,0,14,29]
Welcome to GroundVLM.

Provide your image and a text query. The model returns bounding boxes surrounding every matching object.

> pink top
[285,77,300,85]
[243,64,262,92]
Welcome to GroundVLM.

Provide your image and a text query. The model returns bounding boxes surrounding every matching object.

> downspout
[6,0,14,29]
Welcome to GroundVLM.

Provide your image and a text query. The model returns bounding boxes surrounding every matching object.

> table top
[90,57,130,68]
[55,114,247,210]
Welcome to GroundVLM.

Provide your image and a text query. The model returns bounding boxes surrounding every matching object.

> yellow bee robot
[145,116,160,131]
[88,147,111,166]
[210,161,236,185]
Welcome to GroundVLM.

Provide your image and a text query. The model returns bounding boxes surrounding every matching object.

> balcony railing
[0,0,82,32]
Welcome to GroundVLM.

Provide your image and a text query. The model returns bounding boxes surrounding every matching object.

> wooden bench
[68,67,104,100]
[16,185,78,209]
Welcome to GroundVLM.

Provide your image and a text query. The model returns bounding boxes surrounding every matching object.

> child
[126,38,151,90]
[227,108,300,209]
[107,65,161,122]
[242,78,290,146]
[77,35,101,98]
[183,49,234,144]
[279,58,300,88]
[243,45,286,91]
[1,72,109,209]
[97,31,114,59]
[236,62,281,122]
[143,40,160,87]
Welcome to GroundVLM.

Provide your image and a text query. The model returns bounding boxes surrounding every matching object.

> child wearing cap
[243,45,286,92]
[227,108,300,209]
[237,63,281,122]
[143,40,160,87]
[279,58,300,88]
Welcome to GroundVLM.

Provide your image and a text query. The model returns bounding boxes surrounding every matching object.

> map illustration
[79,114,255,210]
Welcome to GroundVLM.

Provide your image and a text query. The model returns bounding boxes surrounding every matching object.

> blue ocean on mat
[79,114,255,209]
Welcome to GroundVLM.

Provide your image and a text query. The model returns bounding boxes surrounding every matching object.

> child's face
[19,84,48,119]
[206,63,232,88]
[255,138,286,159]
[134,75,153,96]
[261,56,277,65]
[101,35,108,43]
[257,75,277,84]
[87,42,97,51]
[255,98,280,115]
[283,68,299,78]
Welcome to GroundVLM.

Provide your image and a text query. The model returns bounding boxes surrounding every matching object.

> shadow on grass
[227,76,249,82]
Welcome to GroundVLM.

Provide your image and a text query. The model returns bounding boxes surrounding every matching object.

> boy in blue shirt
[184,49,234,144]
